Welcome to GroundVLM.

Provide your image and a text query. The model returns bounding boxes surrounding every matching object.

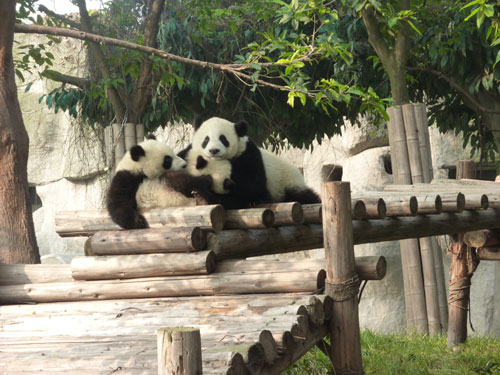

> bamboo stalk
[55,205,225,236]
[321,181,363,373]
[124,123,136,151]
[225,208,275,229]
[157,327,202,375]
[431,236,449,330]
[419,236,441,334]
[413,103,433,181]
[255,202,304,226]
[71,251,216,280]
[89,227,207,255]
[402,103,425,184]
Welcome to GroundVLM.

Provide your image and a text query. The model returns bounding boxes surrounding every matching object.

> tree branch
[407,66,500,115]
[38,5,81,30]
[361,6,392,68]
[41,70,90,89]
[76,0,127,122]
[130,0,164,123]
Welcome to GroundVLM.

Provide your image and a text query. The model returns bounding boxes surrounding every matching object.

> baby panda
[107,136,214,229]
[184,149,234,194]
[179,117,320,209]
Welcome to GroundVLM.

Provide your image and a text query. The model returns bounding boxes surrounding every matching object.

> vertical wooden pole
[448,160,478,346]
[322,181,363,374]
[136,123,145,144]
[157,327,202,375]
[112,123,126,167]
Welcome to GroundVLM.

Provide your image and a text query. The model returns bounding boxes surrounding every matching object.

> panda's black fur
[179,117,320,209]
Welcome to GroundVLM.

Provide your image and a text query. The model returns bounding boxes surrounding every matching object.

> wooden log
[255,202,304,226]
[351,199,367,220]
[464,194,488,210]
[216,256,387,281]
[352,208,500,245]
[350,197,386,219]
[417,194,442,214]
[208,225,324,260]
[55,205,225,236]
[0,264,73,286]
[440,193,465,213]
[302,203,322,224]
[385,195,418,216]
[456,160,476,180]
[89,227,207,255]
[0,269,326,304]
[258,330,279,365]
[447,234,474,347]
[225,208,274,229]
[322,181,363,373]
[124,123,136,151]
[464,229,500,248]
[476,247,500,261]
[431,236,448,331]
[71,251,216,280]
[157,327,202,375]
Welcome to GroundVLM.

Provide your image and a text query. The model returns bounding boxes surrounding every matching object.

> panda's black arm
[106,171,148,229]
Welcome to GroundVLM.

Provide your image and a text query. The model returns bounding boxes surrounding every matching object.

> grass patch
[285,330,500,375]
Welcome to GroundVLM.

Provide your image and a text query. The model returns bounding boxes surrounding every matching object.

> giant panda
[179,117,320,209]
[107,137,214,229]
[184,149,234,194]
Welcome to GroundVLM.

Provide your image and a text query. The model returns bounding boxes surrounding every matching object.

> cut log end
[210,205,226,231]
[375,256,387,280]
[409,196,418,216]
[205,251,216,274]
[290,202,305,225]
[192,227,207,251]
[481,194,489,210]
[352,200,366,220]
[317,269,326,291]
[457,193,465,212]
[262,209,275,228]
[435,195,443,214]
[377,198,387,219]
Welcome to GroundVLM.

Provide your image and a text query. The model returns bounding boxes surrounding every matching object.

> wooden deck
[0,293,331,375]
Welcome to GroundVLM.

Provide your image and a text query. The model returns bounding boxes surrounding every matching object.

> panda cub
[184,149,234,194]
[107,136,214,229]
[179,117,320,209]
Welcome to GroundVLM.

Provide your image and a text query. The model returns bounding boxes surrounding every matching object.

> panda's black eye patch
[219,135,229,147]
[163,155,173,170]
[201,136,210,149]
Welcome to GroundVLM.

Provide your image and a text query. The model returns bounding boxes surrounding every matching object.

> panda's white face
[116,139,187,178]
[192,117,247,160]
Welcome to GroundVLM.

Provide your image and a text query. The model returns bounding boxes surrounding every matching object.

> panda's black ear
[193,116,204,131]
[146,134,156,140]
[130,145,146,161]
[234,120,248,137]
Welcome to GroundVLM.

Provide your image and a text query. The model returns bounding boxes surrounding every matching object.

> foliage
[285,331,500,375]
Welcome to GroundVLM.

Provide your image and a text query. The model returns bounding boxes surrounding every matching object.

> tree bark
[0,0,40,264]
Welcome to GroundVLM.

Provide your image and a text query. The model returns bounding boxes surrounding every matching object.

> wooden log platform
[0,293,332,375]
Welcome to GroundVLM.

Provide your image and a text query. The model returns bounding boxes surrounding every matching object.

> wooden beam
[322,181,363,373]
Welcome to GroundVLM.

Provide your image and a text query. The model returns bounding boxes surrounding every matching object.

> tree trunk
[0,0,40,264]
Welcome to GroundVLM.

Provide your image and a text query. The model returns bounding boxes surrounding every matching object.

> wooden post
[456,160,476,180]
[112,123,126,167]
[124,123,137,151]
[157,327,202,375]
[321,181,363,374]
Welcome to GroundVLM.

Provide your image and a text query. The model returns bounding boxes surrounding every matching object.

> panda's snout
[209,148,220,156]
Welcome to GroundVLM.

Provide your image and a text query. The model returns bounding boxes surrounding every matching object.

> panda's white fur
[116,138,187,178]
[259,149,309,202]
[190,117,318,203]
[185,149,232,194]
[135,178,198,208]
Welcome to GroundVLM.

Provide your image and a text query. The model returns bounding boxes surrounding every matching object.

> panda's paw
[223,178,235,191]
[135,214,149,229]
